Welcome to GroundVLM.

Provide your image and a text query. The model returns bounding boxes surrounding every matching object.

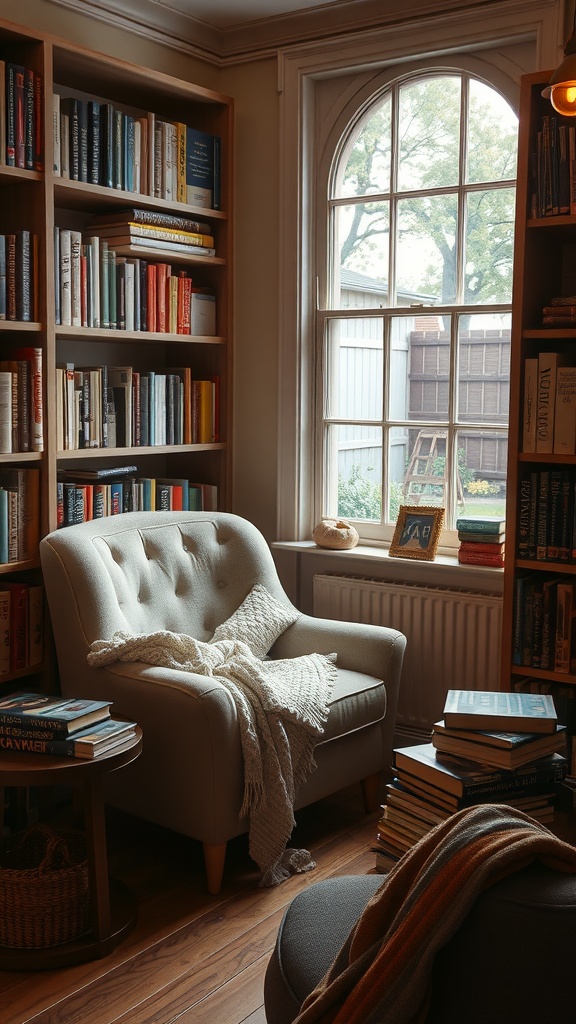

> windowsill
[272,540,504,597]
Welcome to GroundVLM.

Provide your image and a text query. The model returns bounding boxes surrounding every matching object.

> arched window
[319,71,517,545]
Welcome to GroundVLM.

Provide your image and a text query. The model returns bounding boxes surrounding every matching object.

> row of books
[53,93,220,209]
[0,346,43,454]
[517,468,576,563]
[529,113,576,220]
[0,690,137,759]
[0,584,43,674]
[375,689,566,872]
[0,230,39,323]
[54,228,216,333]
[56,469,218,527]
[456,515,505,567]
[0,468,39,565]
[512,572,576,673]
[0,61,43,171]
[522,353,576,455]
[56,364,219,451]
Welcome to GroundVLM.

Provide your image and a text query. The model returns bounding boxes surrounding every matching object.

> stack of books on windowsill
[456,516,505,567]
[373,689,567,874]
[0,690,137,759]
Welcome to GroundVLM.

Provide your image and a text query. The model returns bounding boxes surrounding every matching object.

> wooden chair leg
[203,841,227,894]
[360,772,381,813]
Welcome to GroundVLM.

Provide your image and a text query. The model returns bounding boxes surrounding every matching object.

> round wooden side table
[0,726,142,969]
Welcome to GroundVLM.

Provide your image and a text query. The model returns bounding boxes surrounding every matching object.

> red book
[146,263,157,331]
[458,541,504,555]
[178,274,192,334]
[156,262,168,333]
[458,550,505,567]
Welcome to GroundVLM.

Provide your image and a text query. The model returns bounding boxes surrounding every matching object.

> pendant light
[542,13,576,115]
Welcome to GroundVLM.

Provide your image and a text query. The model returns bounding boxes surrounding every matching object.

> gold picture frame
[389,505,445,561]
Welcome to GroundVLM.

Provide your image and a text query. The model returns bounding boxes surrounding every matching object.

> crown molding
[46,0,555,66]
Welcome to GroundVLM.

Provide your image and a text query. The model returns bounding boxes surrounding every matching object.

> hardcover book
[393,742,567,799]
[0,690,111,736]
[442,689,557,734]
[455,516,505,535]
[431,721,567,770]
[0,716,136,759]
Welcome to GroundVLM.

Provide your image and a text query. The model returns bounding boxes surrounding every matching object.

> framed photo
[389,505,445,561]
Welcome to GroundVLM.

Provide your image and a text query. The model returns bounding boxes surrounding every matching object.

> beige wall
[11,0,282,541]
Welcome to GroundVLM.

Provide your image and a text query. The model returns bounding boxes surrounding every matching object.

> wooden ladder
[403,429,464,504]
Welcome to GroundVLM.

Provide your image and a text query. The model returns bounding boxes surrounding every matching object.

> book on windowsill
[457,547,505,568]
[431,720,567,770]
[457,530,505,544]
[0,691,111,737]
[455,516,506,535]
[0,716,137,758]
[443,689,558,734]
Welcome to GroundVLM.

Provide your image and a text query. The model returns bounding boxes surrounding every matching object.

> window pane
[325,424,382,522]
[389,315,450,420]
[337,95,391,198]
[457,313,511,424]
[467,80,517,184]
[394,427,448,509]
[333,201,389,307]
[326,318,383,419]
[398,76,461,192]
[464,188,515,304]
[388,427,409,523]
[456,429,507,520]
[396,193,458,304]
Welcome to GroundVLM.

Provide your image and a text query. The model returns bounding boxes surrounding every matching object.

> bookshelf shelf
[501,69,576,697]
[0,18,233,691]
[0,322,42,333]
[57,442,225,459]
[55,326,225,344]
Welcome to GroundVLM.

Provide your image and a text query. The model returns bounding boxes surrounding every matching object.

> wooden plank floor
[0,783,382,1024]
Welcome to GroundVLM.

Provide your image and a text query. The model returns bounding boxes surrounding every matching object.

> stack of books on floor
[374,688,567,873]
[456,516,505,567]
[0,690,137,759]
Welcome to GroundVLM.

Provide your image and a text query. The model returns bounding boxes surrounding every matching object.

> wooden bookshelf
[0,18,233,691]
[501,70,576,704]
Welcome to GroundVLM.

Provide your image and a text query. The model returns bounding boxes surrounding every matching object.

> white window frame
[276,0,566,551]
[319,68,516,548]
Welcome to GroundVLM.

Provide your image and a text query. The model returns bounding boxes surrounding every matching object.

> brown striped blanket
[293,803,576,1024]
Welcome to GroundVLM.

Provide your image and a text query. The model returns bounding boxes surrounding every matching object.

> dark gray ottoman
[264,866,576,1024]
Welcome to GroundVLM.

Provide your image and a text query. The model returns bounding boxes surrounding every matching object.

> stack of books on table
[374,688,567,873]
[0,690,137,759]
[456,516,505,567]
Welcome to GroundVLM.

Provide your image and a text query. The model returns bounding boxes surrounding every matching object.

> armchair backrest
[40,511,291,674]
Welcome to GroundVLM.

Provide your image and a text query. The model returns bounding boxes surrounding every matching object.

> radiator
[313,573,503,741]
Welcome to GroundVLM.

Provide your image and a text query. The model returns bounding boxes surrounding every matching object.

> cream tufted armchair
[40,511,406,893]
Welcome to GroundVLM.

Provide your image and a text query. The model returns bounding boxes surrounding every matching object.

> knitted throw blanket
[87,629,337,886]
[294,803,576,1024]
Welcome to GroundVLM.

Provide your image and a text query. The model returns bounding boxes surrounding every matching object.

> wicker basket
[0,823,90,949]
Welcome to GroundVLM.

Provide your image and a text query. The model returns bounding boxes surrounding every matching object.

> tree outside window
[320,72,517,539]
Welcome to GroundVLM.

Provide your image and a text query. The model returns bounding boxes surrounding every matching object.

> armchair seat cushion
[319,669,386,743]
